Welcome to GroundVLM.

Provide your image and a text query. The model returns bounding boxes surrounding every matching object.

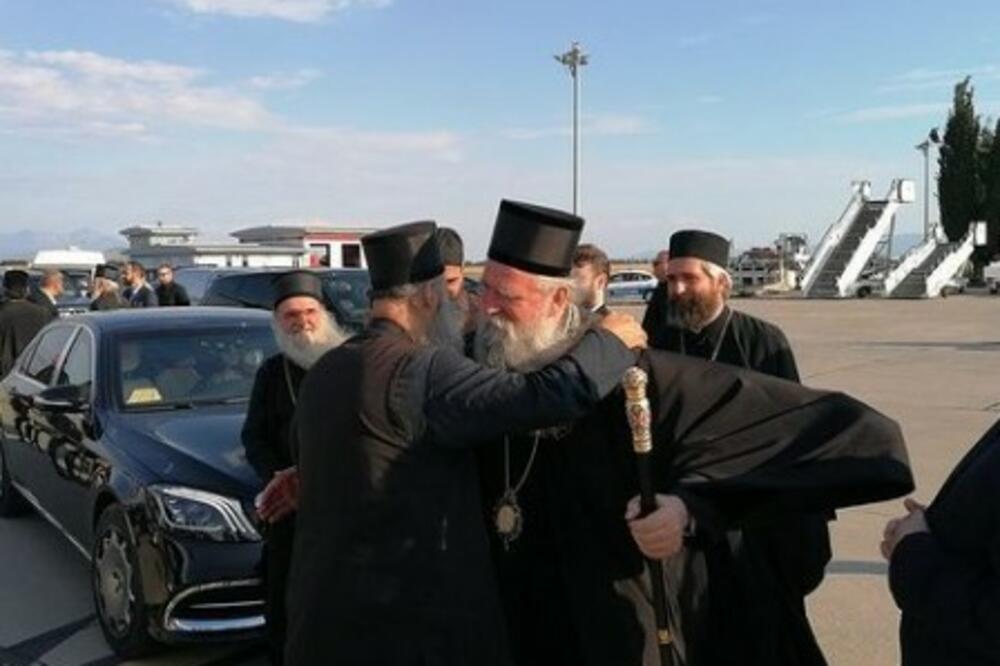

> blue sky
[3,0,1000,257]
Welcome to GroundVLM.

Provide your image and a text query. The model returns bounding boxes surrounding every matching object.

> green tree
[938,77,982,242]
[980,117,1000,259]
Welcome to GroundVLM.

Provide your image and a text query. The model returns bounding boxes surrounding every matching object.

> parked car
[0,308,278,657]
[606,269,658,303]
[200,268,370,332]
[170,267,242,305]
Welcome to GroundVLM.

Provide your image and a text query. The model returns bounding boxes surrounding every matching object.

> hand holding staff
[622,366,677,666]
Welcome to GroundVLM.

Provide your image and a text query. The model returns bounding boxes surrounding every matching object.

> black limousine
[0,308,278,657]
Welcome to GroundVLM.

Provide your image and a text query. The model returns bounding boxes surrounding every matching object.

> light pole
[555,42,588,215]
[916,127,941,240]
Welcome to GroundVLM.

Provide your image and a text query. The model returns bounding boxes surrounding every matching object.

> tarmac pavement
[1,295,997,664]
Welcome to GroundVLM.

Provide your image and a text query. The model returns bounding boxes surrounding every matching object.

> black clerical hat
[94,264,120,280]
[487,200,584,277]
[669,230,730,268]
[362,221,444,291]
[272,270,324,308]
[435,227,464,266]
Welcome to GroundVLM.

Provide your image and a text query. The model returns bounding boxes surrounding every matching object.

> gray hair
[701,261,732,294]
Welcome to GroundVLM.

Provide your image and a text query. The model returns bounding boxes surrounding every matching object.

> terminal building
[120,222,373,270]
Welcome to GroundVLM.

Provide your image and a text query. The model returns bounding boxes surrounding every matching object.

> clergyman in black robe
[646,229,832,664]
[241,271,342,665]
[476,230,912,666]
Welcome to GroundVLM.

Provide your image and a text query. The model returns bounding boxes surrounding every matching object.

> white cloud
[169,0,390,23]
[249,68,322,90]
[26,50,200,85]
[504,113,656,140]
[0,48,273,134]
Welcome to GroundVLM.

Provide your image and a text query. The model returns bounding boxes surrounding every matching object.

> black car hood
[109,406,262,500]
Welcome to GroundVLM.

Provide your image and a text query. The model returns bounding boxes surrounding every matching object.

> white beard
[473,305,586,371]
[272,313,348,370]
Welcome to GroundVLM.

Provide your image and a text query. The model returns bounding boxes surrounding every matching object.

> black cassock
[0,300,51,378]
[650,306,833,664]
[890,416,1000,666]
[241,353,304,665]
[479,347,913,666]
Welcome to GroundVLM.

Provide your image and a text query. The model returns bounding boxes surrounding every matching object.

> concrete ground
[1,295,997,664]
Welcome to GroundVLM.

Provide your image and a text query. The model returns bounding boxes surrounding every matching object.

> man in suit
[571,243,611,318]
[28,269,62,321]
[123,261,158,308]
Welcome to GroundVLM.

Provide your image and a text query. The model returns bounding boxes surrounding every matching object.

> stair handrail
[801,183,867,295]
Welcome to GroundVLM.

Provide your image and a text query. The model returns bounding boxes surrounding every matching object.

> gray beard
[426,293,466,354]
[272,313,348,370]
[473,304,588,372]
[670,293,724,332]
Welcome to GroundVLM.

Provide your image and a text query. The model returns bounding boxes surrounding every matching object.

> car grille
[164,579,265,634]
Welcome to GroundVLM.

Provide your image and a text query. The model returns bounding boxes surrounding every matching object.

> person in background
[123,261,157,308]
[434,226,478,335]
[0,270,51,377]
[90,264,126,311]
[641,249,671,340]
[882,417,1000,666]
[154,264,190,306]
[242,271,347,665]
[28,269,63,320]
[571,243,611,318]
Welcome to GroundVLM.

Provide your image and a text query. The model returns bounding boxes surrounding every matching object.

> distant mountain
[0,228,124,262]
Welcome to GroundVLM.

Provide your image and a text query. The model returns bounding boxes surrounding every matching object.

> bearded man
[241,271,346,665]
[647,229,831,664]
[285,215,644,666]
[475,218,913,665]
[90,264,126,311]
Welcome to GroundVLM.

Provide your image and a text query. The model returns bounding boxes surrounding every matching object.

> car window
[56,330,93,391]
[172,270,216,303]
[321,271,370,323]
[116,324,278,409]
[24,327,74,385]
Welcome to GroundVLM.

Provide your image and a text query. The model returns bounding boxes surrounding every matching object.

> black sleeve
[241,362,282,481]
[145,287,159,307]
[419,328,636,446]
[890,529,1000,660]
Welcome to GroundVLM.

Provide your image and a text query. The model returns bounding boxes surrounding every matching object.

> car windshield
[322,271,370,323]
[115,324,278,410]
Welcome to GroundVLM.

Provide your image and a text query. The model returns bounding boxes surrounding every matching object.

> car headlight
[147,485,261,542]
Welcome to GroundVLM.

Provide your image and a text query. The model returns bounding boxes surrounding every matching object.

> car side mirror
[34,384,89,414]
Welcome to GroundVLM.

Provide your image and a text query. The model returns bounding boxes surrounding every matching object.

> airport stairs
[801,180,914,298]
[885,225,975,298]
